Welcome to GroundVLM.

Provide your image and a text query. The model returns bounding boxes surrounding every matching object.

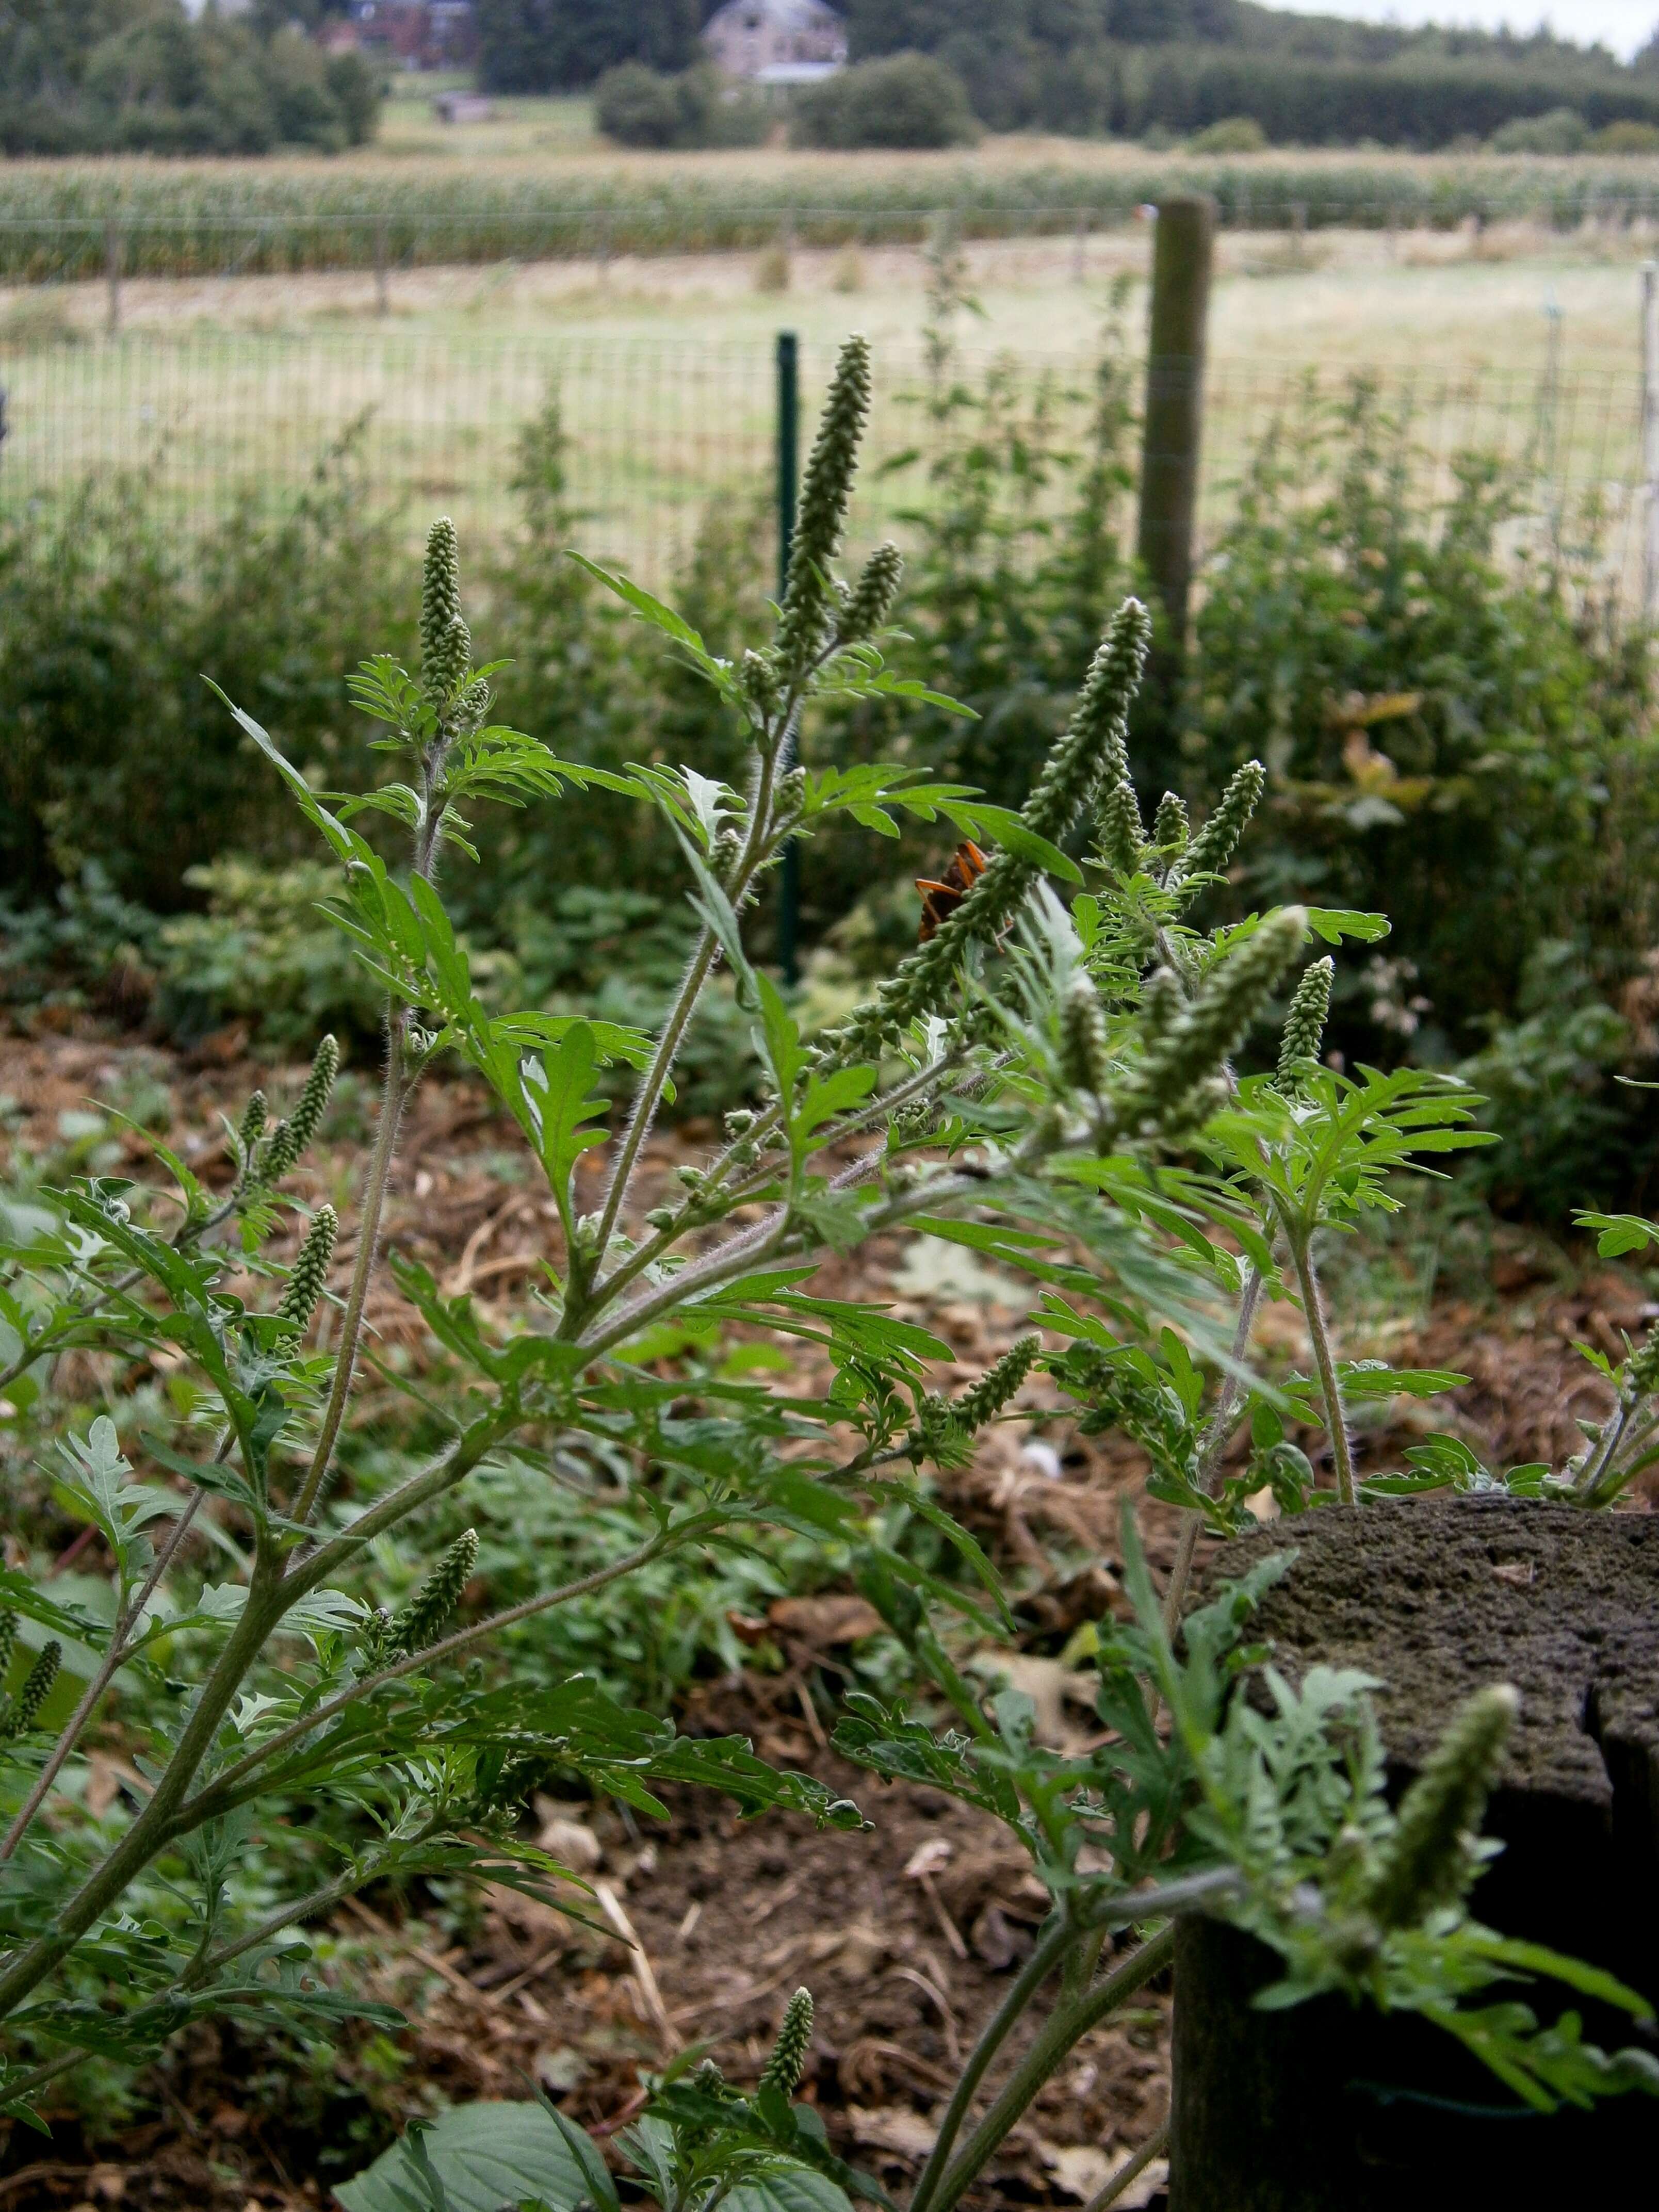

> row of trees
[475,0,709,92]
[838,2,1659,141]
[479,0,1659,150]
[0,0,379,156]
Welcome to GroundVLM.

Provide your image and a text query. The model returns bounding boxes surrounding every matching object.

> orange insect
[916,840,990,943]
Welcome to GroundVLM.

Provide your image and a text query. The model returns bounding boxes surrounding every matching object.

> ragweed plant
[1,339,1654,2185]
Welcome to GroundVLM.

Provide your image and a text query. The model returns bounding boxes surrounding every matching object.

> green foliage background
[3,330,1656,1215]
[0,1,379,156]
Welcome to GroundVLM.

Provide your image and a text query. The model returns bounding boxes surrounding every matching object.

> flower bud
[277,1205,338,1336]
[1276,956,1335,1097]
[1,1640,61,1738]
[840,543,904,642]
[259,1035,340,1184]
[420,518,471,703]
[1177,760,1265,887]
[760,1988,815,2099]
[391,1531,479,1657]
[776,337,872,676]
[1152,791,1190,857]
[1364,1684,1517,1930]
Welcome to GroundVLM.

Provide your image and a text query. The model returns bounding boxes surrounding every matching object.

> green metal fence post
[776,330,802,985]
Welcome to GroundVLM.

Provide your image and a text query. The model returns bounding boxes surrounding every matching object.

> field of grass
[0,218,1646,593]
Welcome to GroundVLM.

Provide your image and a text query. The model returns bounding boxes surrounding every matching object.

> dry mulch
[0,1026,1649,2211]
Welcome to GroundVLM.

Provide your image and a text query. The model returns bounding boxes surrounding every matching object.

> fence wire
[0,327,1644,605]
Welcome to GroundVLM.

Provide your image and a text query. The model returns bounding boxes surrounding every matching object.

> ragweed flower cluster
[775,336,873,679]
[1275,956,1335,1098]
[420,516,473,704]
[758,1988,815,2099]
[1363,1684,1518,1928]
[838,541,905,644]
[1102,908,1307,1143]
[0,1625,61,1742]
[276,1205,338,1335]
[256,1034,339,1185]
[822,598,1153,1065]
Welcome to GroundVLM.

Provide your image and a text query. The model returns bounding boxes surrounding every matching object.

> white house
[703,1,848,88]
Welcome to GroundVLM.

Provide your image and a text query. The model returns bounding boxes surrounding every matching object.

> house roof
[705,0,845,32]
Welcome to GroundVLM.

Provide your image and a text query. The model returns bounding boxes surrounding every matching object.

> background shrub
[1588,118,1659,154]
[1189,114,1267,152]
[0,426,412,910]
[2,6,379,156]
[1186,382,1659,1199]
[1490,106,1586,153]
[595,60,767,150]
[792,54,979,151]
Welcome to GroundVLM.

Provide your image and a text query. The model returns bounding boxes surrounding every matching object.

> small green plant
[3,340,1655,2180]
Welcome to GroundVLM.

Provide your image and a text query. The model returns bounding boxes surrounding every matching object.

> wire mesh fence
[0,324,1644,605]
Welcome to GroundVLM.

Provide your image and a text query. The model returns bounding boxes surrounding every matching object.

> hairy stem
[1284,1221,1355,1508]
[0,1488,205,1864]
[293,1020,411,1523]
[1162,1263,1267,1637]
[907,1914,1080,2212]
[0,1554,289,2024]
[176,1521,687,1830]
[588,928,724,1271]
[924,1926,1177,2212]
[590,730,788,1268]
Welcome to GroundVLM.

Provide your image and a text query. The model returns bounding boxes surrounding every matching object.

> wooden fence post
[374,216,390,316]
[1136,194,1215,666]
[104,219,122,338]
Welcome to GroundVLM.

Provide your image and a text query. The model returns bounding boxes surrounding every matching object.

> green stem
[908,1914,1080,2212]
[1284,1220,1355,1508]
[1162,1262,1266,1638]
[590,731,788,1271]
[0,1487,205,1864]
[1082,2122,1169,2212]
[923,1926,1176,2212]
[587,928,724,1273]
[293,1019,411,1523]
[176,1521,684,1829]
[0,1554,289,2024]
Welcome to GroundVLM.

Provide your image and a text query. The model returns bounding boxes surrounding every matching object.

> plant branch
[1282,1219,1355,1507]
[907,1913,1080,2212]
[175,1522,689,1829]
[1082,2122,1169,2212]
[292,1021,411,1523]
[0,1486,206,1864]
[589,926,724,1268]
[0,1554,291,2024]
[924,1925,1177,2212]
[1162,1262,1266,1636]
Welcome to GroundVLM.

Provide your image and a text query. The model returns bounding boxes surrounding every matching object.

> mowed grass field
[2,119,1652,590]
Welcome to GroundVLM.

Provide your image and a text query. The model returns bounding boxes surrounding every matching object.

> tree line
[0,0,379,156]
[478,0,1659,151]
